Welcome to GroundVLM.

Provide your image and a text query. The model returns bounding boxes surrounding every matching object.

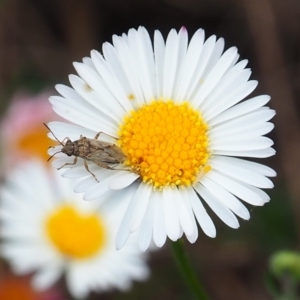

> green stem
[170,239,210,300]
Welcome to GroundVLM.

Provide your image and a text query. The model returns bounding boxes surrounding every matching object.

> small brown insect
[44,123,126,182]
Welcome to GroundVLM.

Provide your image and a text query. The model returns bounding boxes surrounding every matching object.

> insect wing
[87,139,126,163]
[105,145,126,163]
[88,139,111,150]
[86,150,119,165]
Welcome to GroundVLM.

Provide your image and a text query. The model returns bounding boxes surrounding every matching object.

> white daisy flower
[47,26,276,252]
[0,159,149,299]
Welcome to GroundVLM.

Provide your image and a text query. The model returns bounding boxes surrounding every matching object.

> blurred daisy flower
[47,26,276,251]
[0,90,58,168]
[0,159,149,299]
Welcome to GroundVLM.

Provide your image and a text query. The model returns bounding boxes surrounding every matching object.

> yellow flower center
[45,204,106,259]
[118,100,211,189]
[17,124,56,161]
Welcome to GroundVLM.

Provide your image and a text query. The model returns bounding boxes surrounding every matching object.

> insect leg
[58,156,78,170]
[61,137,71,144]
[91,160,114,170]
[94,132,117,140]
[47,137,69,151]
[83,159,99,182]
[108,166,129,172]
[93,161,128,172]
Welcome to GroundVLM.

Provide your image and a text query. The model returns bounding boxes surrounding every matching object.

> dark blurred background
[0,0,299,299]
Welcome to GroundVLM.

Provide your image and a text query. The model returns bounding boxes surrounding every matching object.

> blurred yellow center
[118,100,211,189]
[17,124,56,160]
[45,204,106,259]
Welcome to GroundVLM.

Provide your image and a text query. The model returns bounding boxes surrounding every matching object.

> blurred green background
[0,0,299,299]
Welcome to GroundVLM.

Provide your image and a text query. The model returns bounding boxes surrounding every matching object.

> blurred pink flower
[0,90,59,168]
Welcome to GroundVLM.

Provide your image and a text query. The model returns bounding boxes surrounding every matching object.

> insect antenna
[43,123,64,146]
[47,150,63,162]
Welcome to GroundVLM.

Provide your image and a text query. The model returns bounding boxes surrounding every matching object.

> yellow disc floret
[118,100,210,189]
[45,204,106,260]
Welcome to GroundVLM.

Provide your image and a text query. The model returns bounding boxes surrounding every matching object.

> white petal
[82,56,95,69]
[49,95,116,135]
[163,29,179,98]
[55,83,92,105]
[69,73,122,123]
[138,191,156,251]
[46,121,97,141]
[129,184,152,232]
[83,172,126,200]
[153,191,167,247]
[172,27,188,101]
[112,34,145,105]
[210,136,274,152]
[203,80,258,121]
[101,42,135,105]
[115,182,146,250]
[210,108,276,134]
[32,265,62,291]
[200,176,250,220]
[173,187,194,236]
[202,37,225,77]
[50,155,76,170]
[2,242,59,272]
[162,187,180,241]
[210,122,274,140]
[0,224,41,241]
[74,171,107,193]
[186,35,217,100]
[213,147,276,158]
[90,50,133,113]
[66,265,89,299]
[109,172,140,190]
[194,183,240,228]
[192,46,238,108]
[138,27,157,98]
[209,156,274,188]
[209,95,271,126]
[10,160,56,211]
[200,67,251,115]
[178,188,198,243]
[154,30,165,98]
[206,170,269,206]
[62,165,100,180]
[227,58,248,72]
[175,28,205,100]
[214,156,276,177]
[187,188,216,237]
[73,62,126,118]
[127,27,155,102]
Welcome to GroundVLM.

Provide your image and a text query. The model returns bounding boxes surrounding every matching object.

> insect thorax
[63,140,75,156]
